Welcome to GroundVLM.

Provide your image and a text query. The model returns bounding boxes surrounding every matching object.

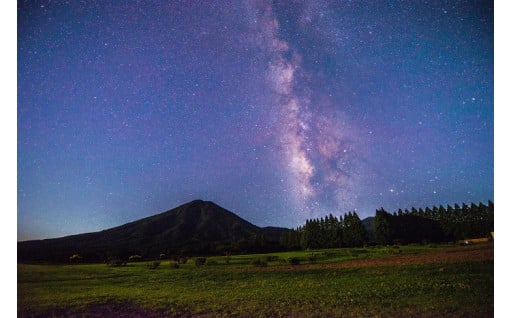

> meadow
[18,243,493,317]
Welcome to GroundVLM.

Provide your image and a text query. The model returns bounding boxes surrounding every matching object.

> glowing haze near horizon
[18,1,493,241]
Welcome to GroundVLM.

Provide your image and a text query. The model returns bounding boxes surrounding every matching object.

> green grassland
[18,244,493,317]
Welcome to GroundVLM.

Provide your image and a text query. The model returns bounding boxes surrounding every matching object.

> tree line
[280,200,494,249]
[374,201,494,245]
[280,212,369,250]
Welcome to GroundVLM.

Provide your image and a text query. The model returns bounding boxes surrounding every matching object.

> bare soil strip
[252,243,493,272]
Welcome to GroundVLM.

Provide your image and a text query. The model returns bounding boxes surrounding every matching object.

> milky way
[18,1,493,240]
[248,1,362,219]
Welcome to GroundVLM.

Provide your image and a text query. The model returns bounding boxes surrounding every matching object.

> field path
[253,243,493,272]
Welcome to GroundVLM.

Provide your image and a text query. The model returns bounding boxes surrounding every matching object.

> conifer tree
[374,208,391,245]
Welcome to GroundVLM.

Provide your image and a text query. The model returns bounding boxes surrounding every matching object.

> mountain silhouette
[18,200,287,263]
[361,216,375,242]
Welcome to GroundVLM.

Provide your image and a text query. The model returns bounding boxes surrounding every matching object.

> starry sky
[17,0,493,241]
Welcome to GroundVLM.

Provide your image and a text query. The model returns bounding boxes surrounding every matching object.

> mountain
[361,217,375,242]
[18,200,288,263]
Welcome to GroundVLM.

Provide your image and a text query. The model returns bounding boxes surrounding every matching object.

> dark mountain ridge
[18,200,288,263]
[361,216,375,242]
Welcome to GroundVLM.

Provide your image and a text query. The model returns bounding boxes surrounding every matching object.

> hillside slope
[18,200,287,263]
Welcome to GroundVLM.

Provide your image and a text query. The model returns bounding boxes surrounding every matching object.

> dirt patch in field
[254,243,493,272]
[19,303,175,318]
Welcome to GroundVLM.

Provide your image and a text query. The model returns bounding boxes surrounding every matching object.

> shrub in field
[386,246,401,254]
[348,249,357,257]
[288,257,301,265]
[147,261,161,270]
[106,259,126,267]
[69,254,82,263]
[128,255,142,262]
[195,257,207,266]
[322,251,336,257]
[266,255,279,262]
[308,253,318,264]
[250,257,268,267]
[347,248,369,257]
[206,259,218,266]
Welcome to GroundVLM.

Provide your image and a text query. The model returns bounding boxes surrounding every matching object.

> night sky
[17,1,493,241]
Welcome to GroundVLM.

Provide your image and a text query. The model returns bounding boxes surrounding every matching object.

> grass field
[18,243,493,317]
